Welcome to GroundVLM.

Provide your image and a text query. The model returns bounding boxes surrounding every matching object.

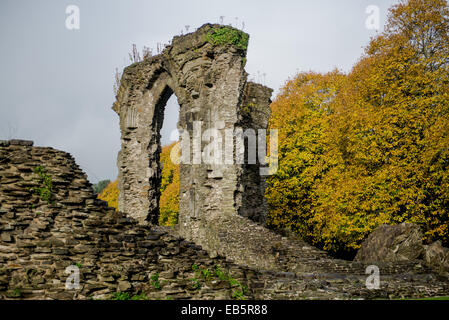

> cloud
[0,0,399,182]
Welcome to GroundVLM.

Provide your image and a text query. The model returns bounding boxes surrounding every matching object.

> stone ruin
[113,24,273,263]
[1,25,449,300]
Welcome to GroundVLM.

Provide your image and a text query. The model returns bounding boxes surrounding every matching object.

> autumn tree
[92,179,111,194]
[98,180,119,210]
[267,0,449,257]
[158,142,180,226]
[265,71,346,243]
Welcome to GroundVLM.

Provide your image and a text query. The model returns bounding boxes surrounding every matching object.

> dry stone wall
[0,140,252,299]
[1,140,449,300]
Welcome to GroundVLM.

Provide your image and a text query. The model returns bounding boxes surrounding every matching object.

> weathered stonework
[113,24,274,262]
[0,141,260,299]
[1,141,449,300]
[1,24,449,302]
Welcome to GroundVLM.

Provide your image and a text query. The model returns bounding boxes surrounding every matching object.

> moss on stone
[241,102,256,117]
[206,26,249,50]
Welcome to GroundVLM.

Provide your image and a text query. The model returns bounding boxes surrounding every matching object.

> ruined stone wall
[113,25,272,223]
[1,140,449,300]
[113,24,277,263]
[1,23,448,303]
[0,140,254,299]
[237,82,273,223]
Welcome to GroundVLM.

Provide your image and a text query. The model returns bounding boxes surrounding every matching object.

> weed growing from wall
[190,264,249,300]
[32,166,53,204]
[206,26,249,50]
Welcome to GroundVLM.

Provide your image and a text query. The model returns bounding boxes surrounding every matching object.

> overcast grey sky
[0,0,398,183]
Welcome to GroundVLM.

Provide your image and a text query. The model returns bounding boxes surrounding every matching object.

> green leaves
[150,273,162,290]
[92,179,111,194]
[206,27,249,50]
[32,166,53,204]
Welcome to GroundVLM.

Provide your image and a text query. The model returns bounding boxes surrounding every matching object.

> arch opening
[157,93,180,226]
[114,25,273,265]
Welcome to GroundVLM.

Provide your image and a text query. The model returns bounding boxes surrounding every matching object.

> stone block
[9,139,34,146]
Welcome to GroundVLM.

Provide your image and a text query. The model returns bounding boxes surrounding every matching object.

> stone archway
[113,24,273,257]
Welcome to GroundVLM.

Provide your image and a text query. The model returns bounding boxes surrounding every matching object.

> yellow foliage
[158,142,179,226]
[159,177,179,226]
[98,180,119,210]
[266,0,449,258]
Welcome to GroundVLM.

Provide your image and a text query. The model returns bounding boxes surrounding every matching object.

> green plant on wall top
[206,26,249,50]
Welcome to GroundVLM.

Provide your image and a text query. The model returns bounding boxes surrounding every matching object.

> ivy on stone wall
[206,26,249,50]
[32,166,53,204]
